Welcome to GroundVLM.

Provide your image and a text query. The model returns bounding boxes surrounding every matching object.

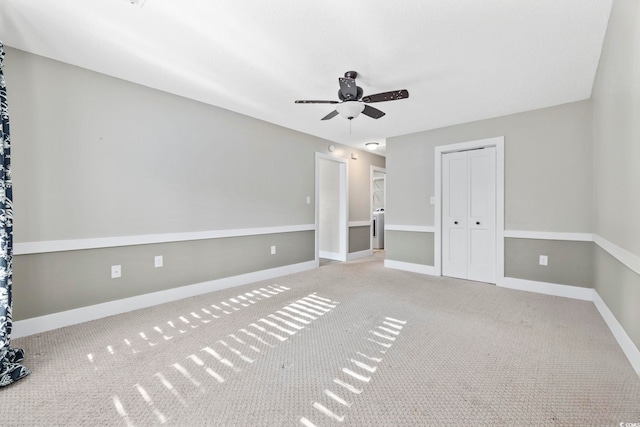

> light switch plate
[155,255,163,268]
[271,246,276,255]
[539,255,548,266]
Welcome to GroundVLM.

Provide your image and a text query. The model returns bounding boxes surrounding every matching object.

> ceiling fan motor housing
[338,85,363,102]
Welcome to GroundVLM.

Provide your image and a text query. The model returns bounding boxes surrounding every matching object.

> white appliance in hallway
[373,208,385,249]
[442,147,496,282]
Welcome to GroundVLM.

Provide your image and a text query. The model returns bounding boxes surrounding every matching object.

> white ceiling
[0,0,612,155]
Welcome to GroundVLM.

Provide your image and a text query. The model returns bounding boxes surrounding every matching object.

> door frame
[370,165,386,250]
[315,152,349,263]
[434,136,504,284]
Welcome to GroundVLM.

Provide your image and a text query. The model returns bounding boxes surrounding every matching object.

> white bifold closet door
[442,147,496,283]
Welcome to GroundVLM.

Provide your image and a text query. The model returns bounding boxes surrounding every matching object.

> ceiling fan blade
[321,110,339,120]
[362,89,409,103]
[338,77,358,100]
[295,100,339,104]
[362,105,385,119]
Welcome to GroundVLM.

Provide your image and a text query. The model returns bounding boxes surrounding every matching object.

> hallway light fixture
[365,142,379,150]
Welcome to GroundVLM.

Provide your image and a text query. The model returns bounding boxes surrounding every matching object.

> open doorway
[371,166,386,257]
[316,153,348,265]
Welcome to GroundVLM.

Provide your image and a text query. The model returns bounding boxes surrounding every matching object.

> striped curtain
[0,42,30,387]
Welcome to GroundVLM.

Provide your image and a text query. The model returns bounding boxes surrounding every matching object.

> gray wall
[13,231,314,320]
[5,47,384,320]
[385,231,434,266]
[386,100,593,278]
[348,226,370,254]
[387,100,592,232]
[504,239,594,288]
[591,0,640,349]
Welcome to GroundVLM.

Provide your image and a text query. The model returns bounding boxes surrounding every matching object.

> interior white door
[442,147,496,283]
[442,151,468,279]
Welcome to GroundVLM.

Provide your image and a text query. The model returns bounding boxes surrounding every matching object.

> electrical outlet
[271,245,276,255]
[155,255,163,268]
[111,265,121,278]
[306,196,311,204]
[430,196,435,205]
[539,255,548,266]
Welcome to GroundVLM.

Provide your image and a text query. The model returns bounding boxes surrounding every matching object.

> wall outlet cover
[111,265,121,278]
[539,255,548,266]
[271,245,276,255]
[155,255,163,268]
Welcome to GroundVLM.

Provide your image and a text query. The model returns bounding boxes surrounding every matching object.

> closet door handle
[454,221,458,225]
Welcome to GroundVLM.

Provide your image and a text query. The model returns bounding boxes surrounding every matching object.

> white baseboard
[12,260,317,338]
[347,249,373,261]
[498,277,593,301]
[592,290,640,377]
[319,251,343,261]
[384,259,436,275]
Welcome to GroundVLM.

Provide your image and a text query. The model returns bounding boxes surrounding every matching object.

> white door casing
[435,137,504,284]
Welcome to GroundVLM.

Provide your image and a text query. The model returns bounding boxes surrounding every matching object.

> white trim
[349,221,371,228]
[15,224,316,255]
[592,290,640,377]
[593,234,640,276]
[319,250,342,261]
[385,224,435,233]
[12,260,317,338]
[347,249,373,261]
[504,230,594,242]
[498,277,593,301]
[315,153,349,263]
[384,259,436,276]
[434,136,505,283]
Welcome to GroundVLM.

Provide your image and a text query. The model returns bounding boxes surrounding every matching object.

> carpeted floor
[2,253,639,426]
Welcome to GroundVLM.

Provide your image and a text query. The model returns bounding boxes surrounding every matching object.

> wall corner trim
[347,249,373,261]
[384,259,436,275]
[593,290,640,377]
[498,277,593,301]
[12,260,317,338]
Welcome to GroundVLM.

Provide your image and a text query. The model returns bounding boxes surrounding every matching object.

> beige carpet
[2,253,639,426]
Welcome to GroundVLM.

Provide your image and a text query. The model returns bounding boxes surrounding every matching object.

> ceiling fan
[295,71,409,121]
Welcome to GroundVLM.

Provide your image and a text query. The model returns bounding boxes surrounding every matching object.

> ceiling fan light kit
[295,71,409,121]
[336,101,365,120]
